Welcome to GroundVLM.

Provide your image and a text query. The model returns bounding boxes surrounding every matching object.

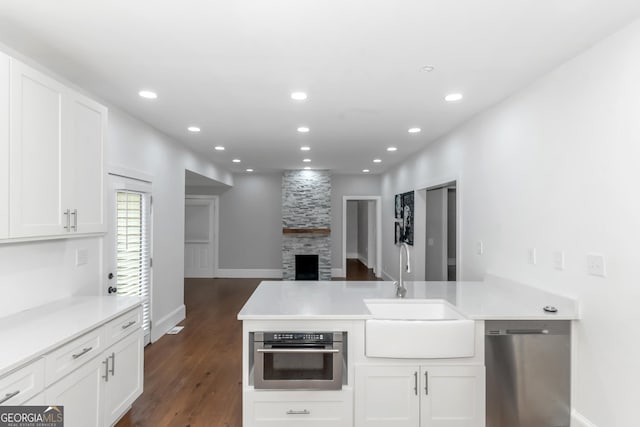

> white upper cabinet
[7,57,107,240]
[0,52,9,239]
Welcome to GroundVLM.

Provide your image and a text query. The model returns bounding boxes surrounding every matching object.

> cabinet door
[420,366,485,427]
[0,52,9,239]
[355,365,420,427]
[103,329,144,426]
[9,59,67,238]
[45,357,105,427]
[64,92,107,234]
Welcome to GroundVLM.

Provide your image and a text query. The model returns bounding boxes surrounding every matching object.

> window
[115,190,151,343]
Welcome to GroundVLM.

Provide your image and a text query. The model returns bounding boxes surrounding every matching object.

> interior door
[184,197,217,278]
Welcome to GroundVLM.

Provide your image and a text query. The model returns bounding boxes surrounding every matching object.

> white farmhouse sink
[364,299,475,358]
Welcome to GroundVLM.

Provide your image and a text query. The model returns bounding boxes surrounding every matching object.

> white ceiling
[0,0,639,174]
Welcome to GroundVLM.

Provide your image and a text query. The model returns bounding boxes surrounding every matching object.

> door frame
[184,195,219,278]
[418,174,462,281]
[342,196,382,278]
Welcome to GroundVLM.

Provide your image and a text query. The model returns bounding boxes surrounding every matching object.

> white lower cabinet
[355,365,485,427]
[245,390,353,427]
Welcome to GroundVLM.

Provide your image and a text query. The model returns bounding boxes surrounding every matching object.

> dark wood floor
[116,266,379,427]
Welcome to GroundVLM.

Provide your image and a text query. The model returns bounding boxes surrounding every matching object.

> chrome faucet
[395,242,411,298]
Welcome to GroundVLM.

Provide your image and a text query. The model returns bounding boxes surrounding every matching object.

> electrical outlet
[587,253,606,277]
[427,238,435,246]
[528,248,537,265]
[476,241,484,255]
[553,251,565,271]
[76,248,89,266]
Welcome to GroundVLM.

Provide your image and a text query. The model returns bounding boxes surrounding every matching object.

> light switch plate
[553,251,565,271]
[529,248,537,265]
[76,248,89,266]
[476,241,484,255]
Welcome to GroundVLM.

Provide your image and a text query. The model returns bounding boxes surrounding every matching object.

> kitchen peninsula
[238,276,579,427]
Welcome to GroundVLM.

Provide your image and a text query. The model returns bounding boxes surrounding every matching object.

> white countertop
[0,296,143,376]
[237,275,579,321]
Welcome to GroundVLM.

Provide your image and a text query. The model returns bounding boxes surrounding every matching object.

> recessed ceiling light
[300,146,311,151]
[214,146,225,151]
[187,126,200,133]
[420,65,435,72]
[408,127,421,133]
[138,90,157,99]
[362,169,370,173]
[387,146,397,152]
[297,126,310,133]
[445,93,463,102]
[373,159,382,163]
[303,158,311,163]
[291,92,307,101]
[304,167,311,170]
[232,159,241,163]
[246,168,254,172]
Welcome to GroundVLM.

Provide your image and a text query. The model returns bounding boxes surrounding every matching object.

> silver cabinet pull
[72,347,93,359]
[257,348,339,354]
[71,209,78,231]
[102,358,109,382]
[0,390,20,404]
[109,352,115,376]
[122,320,136,330]
[414,371,418,395]
[425,371,429,395]
[63,209,70,231]
[286,409,310,415]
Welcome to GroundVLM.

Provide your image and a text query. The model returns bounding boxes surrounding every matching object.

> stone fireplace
[282,170,331,280]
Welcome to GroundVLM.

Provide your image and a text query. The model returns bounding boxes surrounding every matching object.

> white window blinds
[116,190,151,337]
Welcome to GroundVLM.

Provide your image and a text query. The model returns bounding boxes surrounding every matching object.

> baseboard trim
[151,304,185,343]
[346,252,358,259]
[215,268,282,279]
[332,268,345,278]
[357,254,369,267]
[572,410,597,427]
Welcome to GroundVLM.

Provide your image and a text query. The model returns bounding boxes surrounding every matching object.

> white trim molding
[332,268,345,278]
[572,410,597,427]
[342,196,382,279]
[216,268,282,279]
[151,304,185,343]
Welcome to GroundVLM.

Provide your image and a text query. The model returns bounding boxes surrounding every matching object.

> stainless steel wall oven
[252,331,345,390]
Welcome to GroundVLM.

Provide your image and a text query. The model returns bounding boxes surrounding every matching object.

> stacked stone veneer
[282,170,332,280]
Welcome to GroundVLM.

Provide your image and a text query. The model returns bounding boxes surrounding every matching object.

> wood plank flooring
[116,268,379,427]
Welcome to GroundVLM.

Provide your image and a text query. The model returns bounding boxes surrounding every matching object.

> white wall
[346,201,358,258]
[331,174,381,269]
[357,200,369,263]
[217,173,282,274]
[381,19,640,427]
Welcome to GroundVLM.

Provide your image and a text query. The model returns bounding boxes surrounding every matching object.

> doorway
[184,196,218,278]
[105,173,153,345]
[425,181,457,281]
[342,196,382,279]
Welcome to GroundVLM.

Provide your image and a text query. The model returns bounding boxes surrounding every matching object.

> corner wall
[381,19,640,427]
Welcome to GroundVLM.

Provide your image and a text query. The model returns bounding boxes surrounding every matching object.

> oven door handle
[257,348,340,354]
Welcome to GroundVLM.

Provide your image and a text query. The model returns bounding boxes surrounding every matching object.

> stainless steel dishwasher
[485,320,571,427]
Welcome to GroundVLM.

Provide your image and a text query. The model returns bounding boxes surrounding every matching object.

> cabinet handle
[72,346,93,359]
[71,209,78,231]
[425,371,429,395]
[63,209,70,231]
[102,358,109,382]
[286,409,310,415]
[414,371,418,396]
[122,320,136,330]
[109,352,115,376]
[0,390,20,404]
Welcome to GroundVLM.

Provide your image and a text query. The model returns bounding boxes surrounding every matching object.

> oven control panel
[261,332,339,344]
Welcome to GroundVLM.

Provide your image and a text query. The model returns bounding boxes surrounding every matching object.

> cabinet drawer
[45,327,104,386]
[0,358,45,405]
[105,306,142,347]
[253,400,349,426]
